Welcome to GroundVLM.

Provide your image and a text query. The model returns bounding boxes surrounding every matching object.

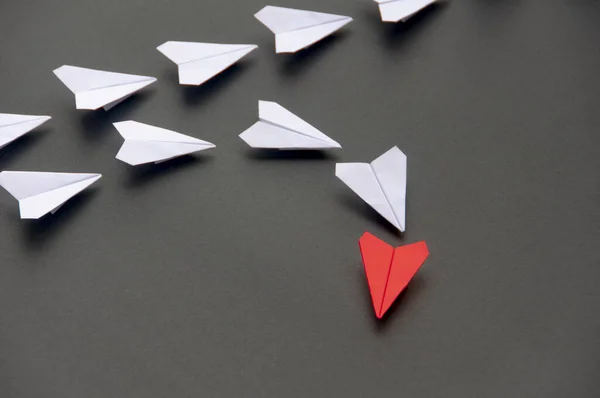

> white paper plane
[157,41,258,86]
[53,65,157,111]
[336,147,407,232]
[374,0,439,23]
[113,120,215,166]
[254,6,353,53]
[0,114,51,150]
[0,171,101,219]
[239,101,341,150]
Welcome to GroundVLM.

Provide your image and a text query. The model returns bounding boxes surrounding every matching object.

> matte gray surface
[1,1,599,397]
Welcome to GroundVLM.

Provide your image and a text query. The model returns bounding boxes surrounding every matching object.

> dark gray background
[1,1,599,397]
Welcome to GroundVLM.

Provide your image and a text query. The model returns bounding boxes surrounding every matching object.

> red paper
[359,232,429,319]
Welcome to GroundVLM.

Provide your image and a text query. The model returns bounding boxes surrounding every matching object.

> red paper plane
[359,232,429,319]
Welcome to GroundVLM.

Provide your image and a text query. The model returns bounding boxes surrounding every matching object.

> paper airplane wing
[359,233,429,318]
[0,171,101,219]
[382,240,429,316]
[359,232,394,317]
[157,41,257,86]
[371,146,407,232]
[375,0,438,22]
[254,6,352,53]
[239,101,341,149]
[0,114,51,150]
[113,121,215,166]
[53,65,156,111]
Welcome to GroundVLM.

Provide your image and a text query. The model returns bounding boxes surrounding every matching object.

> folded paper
[157,41,258,86]
[359,232,429,318]
[113,120,215,165]
[0,114,51,150]
[374,0,438,23]
[336,146,407,232]
[0,171,101,219]
[239,100,341,150]
[254,6,352,53]
[53,65,156,111]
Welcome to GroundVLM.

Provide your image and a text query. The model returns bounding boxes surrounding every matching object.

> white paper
[254,6,353,53]
[53,65,157,111]
[374,0,438,22]
[335,147,407,232]
[113,121,215,166]
[239,101,341,150]
[0,114,51,150]
[157,41,258,86]
[0,171,101,219]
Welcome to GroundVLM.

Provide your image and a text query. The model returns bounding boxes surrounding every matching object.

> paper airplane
[359,232,429,318]
[0,171,101,219]
[157,41,258,86]
[254,6,353,53]
[113,120,215,165]
[336,147,407,232]
[53,65,157,111]
[239,101,341,150]
[0,114,51,150]
[374,0,439,23]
